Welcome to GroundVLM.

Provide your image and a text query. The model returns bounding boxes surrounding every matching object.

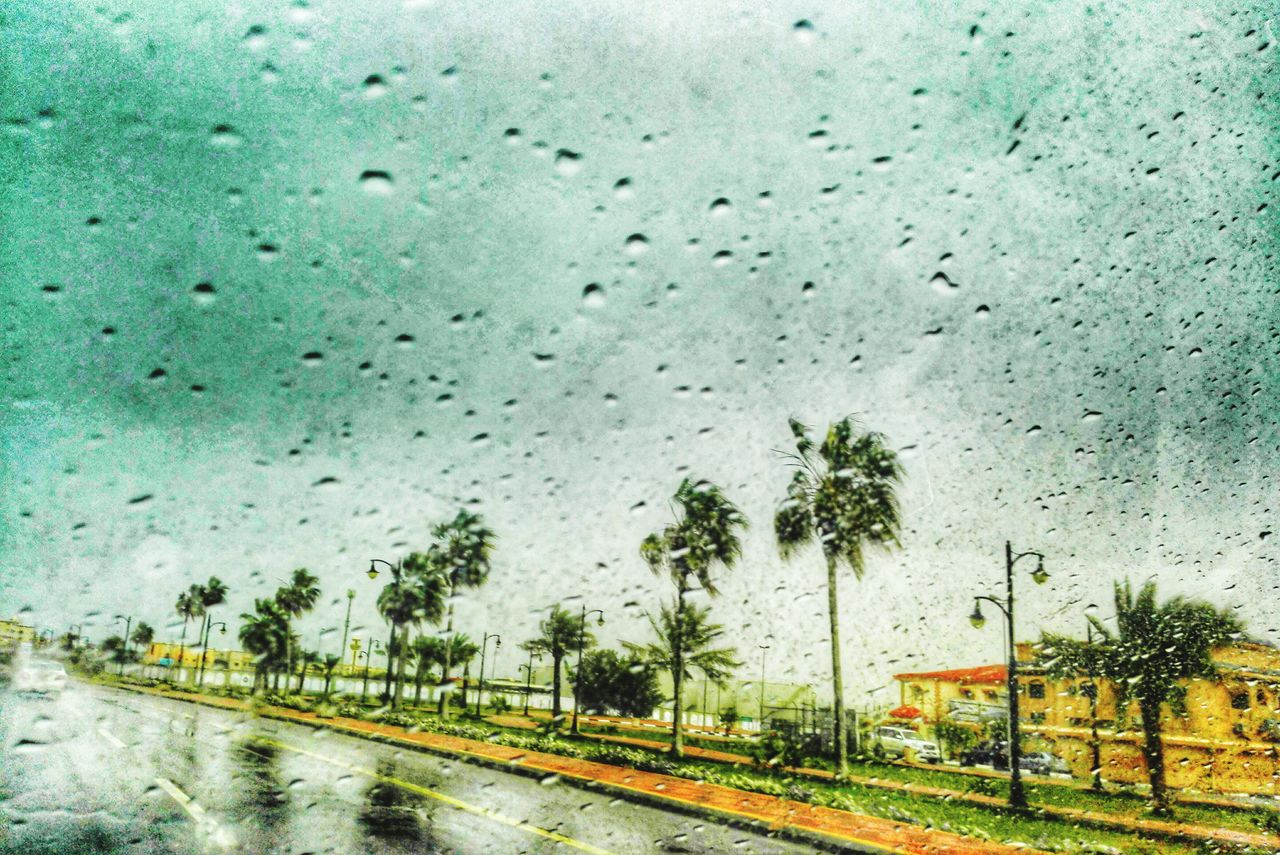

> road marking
[252,736,617,855]
[155,777,235,848]
[98,728,127,749]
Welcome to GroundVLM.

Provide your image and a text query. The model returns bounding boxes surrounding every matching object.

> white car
[13,660,69,697]
[871,726,941,763]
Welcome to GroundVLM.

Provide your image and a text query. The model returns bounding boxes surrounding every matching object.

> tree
[320,654,342,699]
[131,621,155,652]
[240,598,289,693]
[194,576,228,686]
[450,634,480,710]
[1039,580,1241,813]
[294,648,321,692]
[380,552,448,709]
[641,478,747,756]
[720,706,740,736]
[102,635,131,667]
[532,606,589,727]
[774,417,903,778]
[570,648,663,717]
[426,510,495,719]
[630,603,741,745]
[410,635,447,706]
[275,569,320,694]
[174,587,205,682]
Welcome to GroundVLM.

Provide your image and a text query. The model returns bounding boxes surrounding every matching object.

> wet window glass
[3,1,1278,852]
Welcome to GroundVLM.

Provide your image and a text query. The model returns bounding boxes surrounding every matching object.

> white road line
[155,777,235,849]
[98,728,127,748]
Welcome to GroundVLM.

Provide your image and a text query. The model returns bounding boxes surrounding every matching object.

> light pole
[202,621,226,689]
[1084,622,1103,792]
[196,618,226,687]
[367,558,404,708]
[521,649,542,717]
[338,589,356,679]
[68,623,83,648]
[968,540,1048,810]
[571,607,605,734]
[757,644,770,732]
[112,616,133,676]
[360,641,384,705]
[476,633,501,716]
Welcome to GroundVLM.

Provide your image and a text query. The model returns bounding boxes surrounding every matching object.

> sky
[2,0,1278,705]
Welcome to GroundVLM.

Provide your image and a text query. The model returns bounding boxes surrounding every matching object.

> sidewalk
[497,721,1280,852]
[113,684,1044,855]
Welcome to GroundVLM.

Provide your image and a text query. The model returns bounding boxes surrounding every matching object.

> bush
[489,695,512,715]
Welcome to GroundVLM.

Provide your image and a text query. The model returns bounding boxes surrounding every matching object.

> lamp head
[969,601,986,629]
[366,561,379,580]
[1030,557,1049,586]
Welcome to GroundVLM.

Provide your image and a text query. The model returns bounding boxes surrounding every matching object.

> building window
[1028,682,1045,700]
[1230,691,1250,711]
[1029,712,1046,724]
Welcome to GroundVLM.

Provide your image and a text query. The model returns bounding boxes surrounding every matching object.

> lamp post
[521,649,542,717]
[338,589,356,679]
[112,616,133,676]
[196,618,226,688]
[366,558,404,708]
[571,606,605,734]
[360,641,384,705]
[475,632,501,716]
[968,540,1048,810]
[757,644,770,732]
[68,623,83,648]
[202,621,226,689]
[1084,622,1103,792]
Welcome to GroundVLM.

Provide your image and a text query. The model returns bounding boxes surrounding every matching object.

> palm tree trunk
[414,663,425,707]
[284,622,293,695]
[194,615,207,686]
[826,554,848,779]
[394,629,410,709]
[460,662,470,710]
[1139,696,1170,813]
[551,651,563,724]
[176,619,189,684]
[439,604,455,719]
[671,588,685,757]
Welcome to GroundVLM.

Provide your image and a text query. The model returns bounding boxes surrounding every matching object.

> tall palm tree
[132,621,155,677]
[531,606,589,727]
[275,568,320,694]
[240,597,289,693]
[376,569,432,709]
[450,634,480,710]
[1040,581,1241,813]
[174,587,205,683]
[410,635,447,706]
[393,551,449,709]
[426,510,496,719]
[195,576,228,686]
[631,603,740,742]
[774,416,904,778]
[641,478,747,756]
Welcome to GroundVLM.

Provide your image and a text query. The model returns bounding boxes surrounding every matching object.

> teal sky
[2,0,1278,699]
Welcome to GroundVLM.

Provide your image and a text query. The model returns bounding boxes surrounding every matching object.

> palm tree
[174,587,204,682]
[195,576,228,686]
[531,606,588,727]
[240,598,289,693]
[774,416,903,779]
[276,568,320,694]
[641,478,747,756]
[396,552,449,709]
[377,574,423,709]
[630,603,740,743]
[450,634,480,710]
[320,653,342,699]
[294,648,321,692]
[131,622,155,652]
[1039,581,1241,813]
[410,635,447,706]
[426,510,496,719]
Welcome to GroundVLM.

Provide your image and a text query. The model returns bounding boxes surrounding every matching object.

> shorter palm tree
[629,603,740,752]
[240,598,289,693]
[531,606,591,727]
[411,635,447,706]
[175,587,205,681]
[276,569,320,694]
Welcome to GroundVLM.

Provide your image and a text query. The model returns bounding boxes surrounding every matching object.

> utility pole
[338,590,355,679]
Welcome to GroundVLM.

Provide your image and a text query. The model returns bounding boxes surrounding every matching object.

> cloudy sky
[2,0,1277,701]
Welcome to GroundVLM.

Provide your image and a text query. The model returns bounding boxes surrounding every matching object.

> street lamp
[68,623,83,649]
[571,607,605,734]
[203,621,226,689]
[475,632,501,716]
[338,589,356,680]
[360,641,385,705]
[113,615,133,676]
[758,644,770,732]
[521,649,543,717]
[968,540,1048,810]
[366,558,404,708]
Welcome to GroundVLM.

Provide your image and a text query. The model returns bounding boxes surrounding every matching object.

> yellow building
[0,617,37,650]
[898,641,1280,795]
[144,641,255,672]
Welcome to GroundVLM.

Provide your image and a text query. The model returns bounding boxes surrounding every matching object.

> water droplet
[302,351,324,365]
[147,368,167,381]
[192,282,217,305]
[503,128,522,144]
[624,234,649,255]
[793,19,816,43]
[613,177,633,199]
[709,197,731,216]
[582,283,605,308]
[257,244,279,262]
[974,305,991,318]
[128,494,153,505]
[712,250,734,267]
[362,74,388,98]
[359,170,394,195]
[1082,410,1102,423]
[395,333,415,347]
[210,125,242,147]
[554,149,583,176]
[1026,425,1042,435]
[243,24,268,51]
[41,283,62,295]
[929,272,959,295]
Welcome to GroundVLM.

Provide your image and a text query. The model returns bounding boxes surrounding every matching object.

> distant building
[144,641,255,672]
[0,617,37,650]
[895,641,1280,796]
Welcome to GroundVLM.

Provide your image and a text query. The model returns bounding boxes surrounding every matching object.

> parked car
[13,660,68,697]
[959,739,1010,769]
[870,726,941,763]
[1020,751,1072,776]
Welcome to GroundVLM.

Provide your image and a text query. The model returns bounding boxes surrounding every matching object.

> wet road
[0,681,827,854]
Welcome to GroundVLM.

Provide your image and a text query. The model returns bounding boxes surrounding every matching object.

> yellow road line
[252,736,617,855]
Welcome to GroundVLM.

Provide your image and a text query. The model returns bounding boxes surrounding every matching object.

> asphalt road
[0,680,827,854]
